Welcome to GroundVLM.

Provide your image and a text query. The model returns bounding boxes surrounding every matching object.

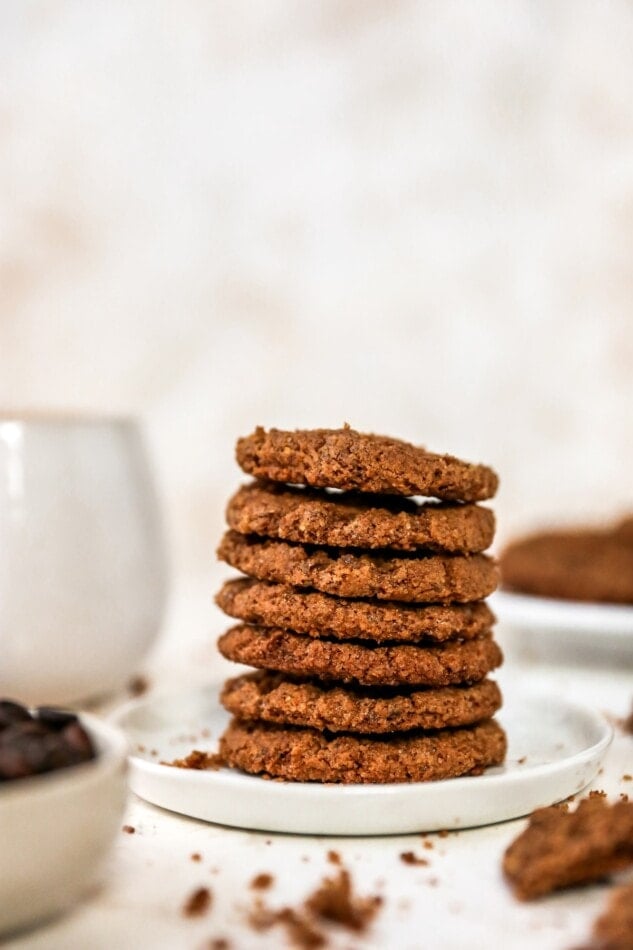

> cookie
[216,579,495,643]
[501,529,633,604]
[219,717,507,783]
[217,625,503,687]
[503,796,633,901]
[236,427,498,501]
[221,671,503,733]
[614,513,633,543]
[218,532,497,604]
[227,482,495,553]
[590,881,633,950]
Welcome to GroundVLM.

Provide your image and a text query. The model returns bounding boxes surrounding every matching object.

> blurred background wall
[1,1,632,676]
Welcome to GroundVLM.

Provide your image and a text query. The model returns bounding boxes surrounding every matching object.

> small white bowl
[0,713,128,936]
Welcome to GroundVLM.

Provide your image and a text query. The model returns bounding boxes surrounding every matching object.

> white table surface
[6,629,633,950]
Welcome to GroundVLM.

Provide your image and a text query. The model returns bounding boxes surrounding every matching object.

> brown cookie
[614,513,633,543]
[503,796,633,901]
[590,881,633,950]
[217,625,503,687]
[219,717,507,783]
[501,529,633,604]
[221,671,503,733]
[216,579,495,643]
[227,482,495,554]
[236,427,498,502]
[218,532,497,604]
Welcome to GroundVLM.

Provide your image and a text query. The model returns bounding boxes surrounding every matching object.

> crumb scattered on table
[306,869,382,932]
[182,886,212,917]
[122,825,135,834]
[248,866,382,947]
[127,675,150,697]
[249,901,325,949]
[400,851,429,866]
[250,873,274,890]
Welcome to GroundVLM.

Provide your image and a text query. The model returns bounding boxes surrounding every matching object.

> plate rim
[112,686,613,798]
[492,589,633,636]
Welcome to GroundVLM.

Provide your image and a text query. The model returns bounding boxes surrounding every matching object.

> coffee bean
[0,703,96,781]
[0,700,31,731]
[0,722,51,780]
[36,707,78,729]
[61,721,94,758]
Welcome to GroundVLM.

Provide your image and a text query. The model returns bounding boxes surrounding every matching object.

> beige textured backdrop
[1,1,632,676]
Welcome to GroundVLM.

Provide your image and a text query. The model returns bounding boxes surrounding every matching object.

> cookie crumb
[250,873,274,890]
[127,675,149,697]
[182,886,212,917]
[208,940,230,950]
[327,850,341,865]
[623,774,632,782]
[517,756,527,765]
[191,853,202,862]
[165,750,224,770]
[249,901,325,949]
[423,841,434,850]
[399,851,428,866]
[122,825,136,834]
[247,867,382,947]
[306,869,382,933]
[437,830,449,838]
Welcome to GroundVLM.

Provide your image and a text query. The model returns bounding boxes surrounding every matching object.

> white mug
[0,414,168,705]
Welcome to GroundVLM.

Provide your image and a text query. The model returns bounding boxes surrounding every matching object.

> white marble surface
[5,656,632,950]
[1,5,633,946]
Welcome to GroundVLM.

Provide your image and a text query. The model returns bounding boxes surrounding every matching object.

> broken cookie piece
[503,796,633,900]
[590,881,633,950]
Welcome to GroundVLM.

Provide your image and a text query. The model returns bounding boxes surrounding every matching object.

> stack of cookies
[216,426,506,784]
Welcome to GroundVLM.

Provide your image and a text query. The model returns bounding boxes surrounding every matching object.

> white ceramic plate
[492,590,633,665]
[113,686,612,836]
